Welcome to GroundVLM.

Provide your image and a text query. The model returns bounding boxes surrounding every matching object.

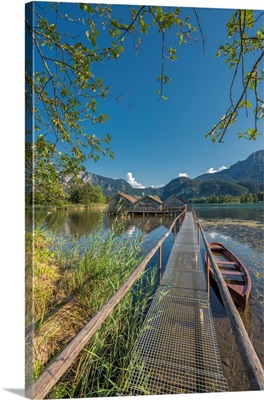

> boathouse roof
[146,195,163,204]
[134,195,163,205]
[163,194,187,204]
[110,192,138,204]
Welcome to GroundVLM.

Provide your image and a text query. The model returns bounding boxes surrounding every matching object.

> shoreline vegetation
[25,198,264,211]
[199,218,264,229]
[26,218,156,398]
[189,193,263,204]
[25,202,108,211]
[25,180,264,210]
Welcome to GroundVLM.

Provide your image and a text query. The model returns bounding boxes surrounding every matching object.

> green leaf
[239,99,251,109]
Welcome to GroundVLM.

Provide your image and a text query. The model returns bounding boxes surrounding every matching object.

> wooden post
[158,245,162,284]
[197,224,200,244]
[173,221,176,243]
[206,251,210,299]
[192,210,196,229]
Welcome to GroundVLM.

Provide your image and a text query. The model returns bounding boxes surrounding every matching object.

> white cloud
[151,184,165,188]
[207,166,228,174]
[218,166,228,172]
[207,167,217,174]
[179,173,189,177]
[126,172,145,189]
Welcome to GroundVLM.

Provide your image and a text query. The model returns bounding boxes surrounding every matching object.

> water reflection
[194,203,264,222]
[207,231,230,241]
[106,215,175,236]
[26,209,106,236]
[26,210,176,238]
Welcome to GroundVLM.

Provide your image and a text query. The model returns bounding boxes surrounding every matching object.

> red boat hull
[206,242,251,311]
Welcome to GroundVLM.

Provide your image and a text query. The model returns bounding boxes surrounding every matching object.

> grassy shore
[25,202,108,211]
[26,218,156,397]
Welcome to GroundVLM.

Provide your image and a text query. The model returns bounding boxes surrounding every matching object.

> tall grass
[26,217,157,396]
[49,269,156,398]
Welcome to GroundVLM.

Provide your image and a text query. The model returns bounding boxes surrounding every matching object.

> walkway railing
[26,210,186,399]
[192,209,264,390]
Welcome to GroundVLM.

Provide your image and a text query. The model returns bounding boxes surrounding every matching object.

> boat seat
[221,270,245,276]
[217,261,237,266]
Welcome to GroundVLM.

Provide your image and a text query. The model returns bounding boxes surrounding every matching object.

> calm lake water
[27,204,264,392]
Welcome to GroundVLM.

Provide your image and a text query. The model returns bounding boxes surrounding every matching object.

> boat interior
[212,252,245,284]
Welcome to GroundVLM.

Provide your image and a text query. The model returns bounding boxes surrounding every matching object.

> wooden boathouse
[107,192,137,213]
[26,210,264,399]
[163,193,186,210]
[107,191,187,215]
[133,194,163,214]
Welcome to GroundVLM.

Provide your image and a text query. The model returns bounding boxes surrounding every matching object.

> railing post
[192,209,196,229]
[158,244,162,285]
[206,251,210,299]
[173,220,177,243]
[197,224,200,245]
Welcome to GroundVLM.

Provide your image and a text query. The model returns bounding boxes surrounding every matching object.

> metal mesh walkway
[124,212,228,395]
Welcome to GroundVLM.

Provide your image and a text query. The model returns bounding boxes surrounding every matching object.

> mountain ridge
[194,149,264,183]
[75,150,263,200]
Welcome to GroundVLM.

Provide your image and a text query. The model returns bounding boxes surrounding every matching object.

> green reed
[48,268,156,398]
[26,217,157,396]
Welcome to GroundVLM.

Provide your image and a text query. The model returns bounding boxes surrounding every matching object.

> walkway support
[193,210,264,391]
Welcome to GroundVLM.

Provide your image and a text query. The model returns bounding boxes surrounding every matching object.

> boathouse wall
[108,193,137,213]
[163,194,186,210]
[133,195,163,212]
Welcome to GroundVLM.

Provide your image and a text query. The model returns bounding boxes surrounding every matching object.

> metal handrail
[192,209,264,390]
[26,210,186,399]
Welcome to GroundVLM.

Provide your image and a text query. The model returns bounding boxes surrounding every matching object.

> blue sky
[35,1,262,190]
[29,1,263,189]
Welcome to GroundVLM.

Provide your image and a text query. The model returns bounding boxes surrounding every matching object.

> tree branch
[218,49,264,142]
[193,8,205,54]
[119,6,146,40]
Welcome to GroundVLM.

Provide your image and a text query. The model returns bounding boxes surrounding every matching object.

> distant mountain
[195,150,264,183]
[161,177,190,199]
[74,171,164,198]
[160,179,250,200]
[75,150,263,200]
[161,178,199,200]
[79,172,134,195]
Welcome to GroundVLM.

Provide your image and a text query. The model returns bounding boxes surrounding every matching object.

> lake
[27,203,264,392]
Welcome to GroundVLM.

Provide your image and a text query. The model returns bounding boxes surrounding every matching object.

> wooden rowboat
[206,242,251,311]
